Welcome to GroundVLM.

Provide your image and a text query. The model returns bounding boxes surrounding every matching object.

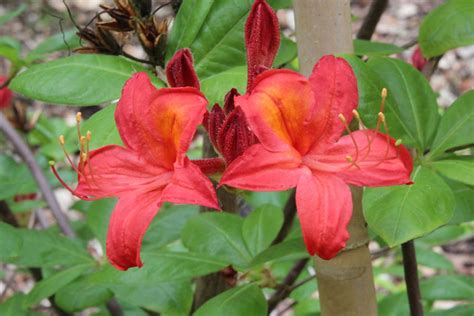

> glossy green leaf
[364,166,455,246]
[0,223,23,261]
[366,57,439,150]
[445,179,474,224]
[433,158,474,186]
[27,29,81,60]
[24,264,91,307]
[378,292,410,316]
[242,204,283,256]
[343,55,416,147]
[166,0,252,78]
[0,156,36,200]
[201,66,247,106]
[353,39,405,56]
[419,0,474,57]
[420,225,468,246]
[421,275,474,301]
[182,212,252,268]
[0,4,26,27]
[194,284,267,316]
[428,91,474,159]
[274,36,297,66]
[10,54,162,106]
[0,294,38,316]
[81,105,122,149]
[143,204,199,250]
[4,228,93,267]
[55,275,113,312]
[251,237,308,266]
[74,198,116,247]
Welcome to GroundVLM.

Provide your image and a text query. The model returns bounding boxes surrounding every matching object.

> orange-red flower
[221,55,413,260]
[53,72,219,270]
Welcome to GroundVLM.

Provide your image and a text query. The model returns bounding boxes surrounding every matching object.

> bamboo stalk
[293,1,377,315]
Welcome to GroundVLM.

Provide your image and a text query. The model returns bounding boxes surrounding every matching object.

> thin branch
[267,258,309,313]
[271,191,296,245]
[106,299,124,316]
[0,113,75,237]
[401,240,424,316]
[356,0,389,40]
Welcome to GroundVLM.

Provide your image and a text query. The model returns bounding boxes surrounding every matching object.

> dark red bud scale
[165,48,200,89]
[245,0,280,90]
[223,88,239,114]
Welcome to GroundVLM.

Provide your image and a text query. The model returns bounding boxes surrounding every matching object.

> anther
[49,160,55,167]
[378,112,386,123]
[86,131,92,141]
[76,112,82,123]
[395,139,402,146]
[380,88,387,113]
[338,113,347,124]
[345,155,353,163]
[59,135,65,145]
[381,88,387,99]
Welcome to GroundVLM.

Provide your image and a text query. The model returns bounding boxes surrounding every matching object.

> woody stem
[402,240,424,316]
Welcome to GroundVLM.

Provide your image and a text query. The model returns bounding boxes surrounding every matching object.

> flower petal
[76,145,171,198]
[115,72,207,168]
[106,190,162,270]
[161,157,219,210]
[236,69,317,153]
[308,55,358,153]
[296,170,352,259]
[305,130,413,187]
[220,144,303,191]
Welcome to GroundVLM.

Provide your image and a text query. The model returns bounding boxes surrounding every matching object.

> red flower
[0,76,13,109]
[52,72,219,270]
[220,55,413,260]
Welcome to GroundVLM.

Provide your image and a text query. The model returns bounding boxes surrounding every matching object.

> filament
[338,113,360,168]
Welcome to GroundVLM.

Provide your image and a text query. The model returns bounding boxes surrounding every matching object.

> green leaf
[0,223,23,261]
[166,0,253,78]
[353,39,405,56]
[0,36,21,64]
[0,294,38,316]
[419,0,474,57]
[378,292,410,316]
[251,237,308,266]
[274,36,297,66]
[363,166,455,246]
[428,91,474,159]
[420,225,468,246]
[10,54,162,106]
[428,304,474,316]
[4,228,93,267]
[182,212,252,268]
[81,105,122,149]
[74,198,116,247]
[445,179,474,224]
[366,57,439,150]
[143,204,199,250]
[24,264,91,307]
[27,30,81,60]
[415,246,454,270]
[200,66,247,106]
[433,158,474,186]
[0,4,26,27]
[0,156,36,200]
[194,284,267,316]
[343,55,416,147]
[125,251,229,282]
[242,204,283,256]
[421,275,474,301]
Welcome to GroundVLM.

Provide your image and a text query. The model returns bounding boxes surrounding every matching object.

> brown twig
[356,0,389,40]
[401,241,424,316]
[106,299,124,316]
[271,191,296,245]
[0,113,75,237]
[267,258,309,313]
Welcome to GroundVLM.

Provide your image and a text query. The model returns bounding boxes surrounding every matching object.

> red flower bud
[245,0,280,90]
[203,90,257,164]
[166,48,200,89]
[0,76,13,109]
[411,46,427,71]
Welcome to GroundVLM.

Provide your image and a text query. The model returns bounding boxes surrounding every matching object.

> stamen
[58,135,80,174]
[380,88,387,113]
[395,139,402,146]
[338,113,360,164]
[49,162,98,201]
[76,112,82,140]
[345,155,360,169]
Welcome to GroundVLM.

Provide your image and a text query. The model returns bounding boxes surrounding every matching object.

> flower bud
[245,0,280,90]
[0,76,13,109]
[166,48,200,89]
[411,45,427,71]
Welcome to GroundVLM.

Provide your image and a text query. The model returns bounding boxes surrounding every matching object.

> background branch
[356,0,389,40]
[271,191,296,245]
[401,241,424,316]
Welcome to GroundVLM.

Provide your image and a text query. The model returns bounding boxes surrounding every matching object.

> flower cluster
[54,0,413,270]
